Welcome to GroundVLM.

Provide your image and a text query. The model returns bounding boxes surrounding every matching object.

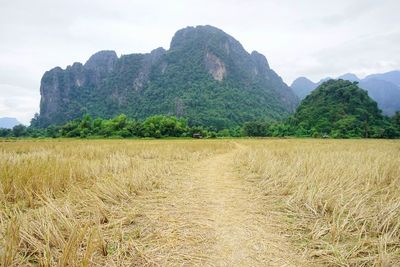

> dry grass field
[235,140,400,266]
[0,139,399,266]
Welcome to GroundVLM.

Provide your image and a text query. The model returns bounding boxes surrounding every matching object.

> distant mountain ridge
[365,71,400,86]
[35,25,299,129]
[291,71,400,116]
[338,73,360,82]
[0,117,21,129]
[290,77,316,99]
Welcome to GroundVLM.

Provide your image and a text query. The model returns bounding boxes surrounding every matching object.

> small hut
[192,133,203,139]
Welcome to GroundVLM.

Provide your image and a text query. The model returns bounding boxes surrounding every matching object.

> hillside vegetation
[36,25,298,129]
[291,79,389,138]
[291,71,400,116]
[2,80,399,139]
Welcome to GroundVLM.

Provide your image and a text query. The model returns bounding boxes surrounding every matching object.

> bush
[243,121,269,137]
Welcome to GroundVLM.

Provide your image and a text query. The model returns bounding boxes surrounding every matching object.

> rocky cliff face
[37,25,299,128]
[39,51,118,125]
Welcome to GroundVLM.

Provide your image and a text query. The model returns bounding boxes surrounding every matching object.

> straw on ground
[0,139,399,266]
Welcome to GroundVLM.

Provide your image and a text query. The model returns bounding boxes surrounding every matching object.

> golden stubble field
[0,139,399,266]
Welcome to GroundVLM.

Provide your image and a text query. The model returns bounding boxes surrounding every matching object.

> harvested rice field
[1,139,399,266]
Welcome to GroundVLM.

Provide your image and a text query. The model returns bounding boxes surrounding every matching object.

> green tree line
[1,112,399,139]
[1,114,241,139]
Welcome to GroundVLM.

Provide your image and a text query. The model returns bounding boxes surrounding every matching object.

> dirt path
[134,143,304,266]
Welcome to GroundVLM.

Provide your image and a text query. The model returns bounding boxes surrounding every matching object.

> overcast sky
[1,0,400,124]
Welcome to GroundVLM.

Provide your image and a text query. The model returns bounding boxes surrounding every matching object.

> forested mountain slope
[36,25,299,129]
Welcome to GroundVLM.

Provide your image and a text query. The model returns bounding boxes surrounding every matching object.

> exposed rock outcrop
[205,52,226,81]
[37,25,299,128]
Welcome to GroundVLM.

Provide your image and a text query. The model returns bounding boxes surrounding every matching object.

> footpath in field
[134,143,305,266]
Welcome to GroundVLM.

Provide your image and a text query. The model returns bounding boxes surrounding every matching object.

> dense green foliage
[242,121,270,137]
[36,26,298,130]
[3,80,399,139]
[2,115,242,139]
[234,80,400,139]
[291,72,400,116]
[289,80,399,138]
[2,113,399,140]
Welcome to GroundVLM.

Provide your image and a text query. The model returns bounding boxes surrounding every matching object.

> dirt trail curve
[134,142,305,266]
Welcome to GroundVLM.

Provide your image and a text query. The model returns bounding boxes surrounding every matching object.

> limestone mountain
[291,71,400,116]
[290,77,316,99]
[338,73,360,82]
[291,79,387,138]
[35,25,299,129]
[290,76,335,100]
[365,70,400,86]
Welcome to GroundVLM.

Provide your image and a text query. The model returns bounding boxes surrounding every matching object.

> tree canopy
[2,80,399,139]
[289,79,397,138]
